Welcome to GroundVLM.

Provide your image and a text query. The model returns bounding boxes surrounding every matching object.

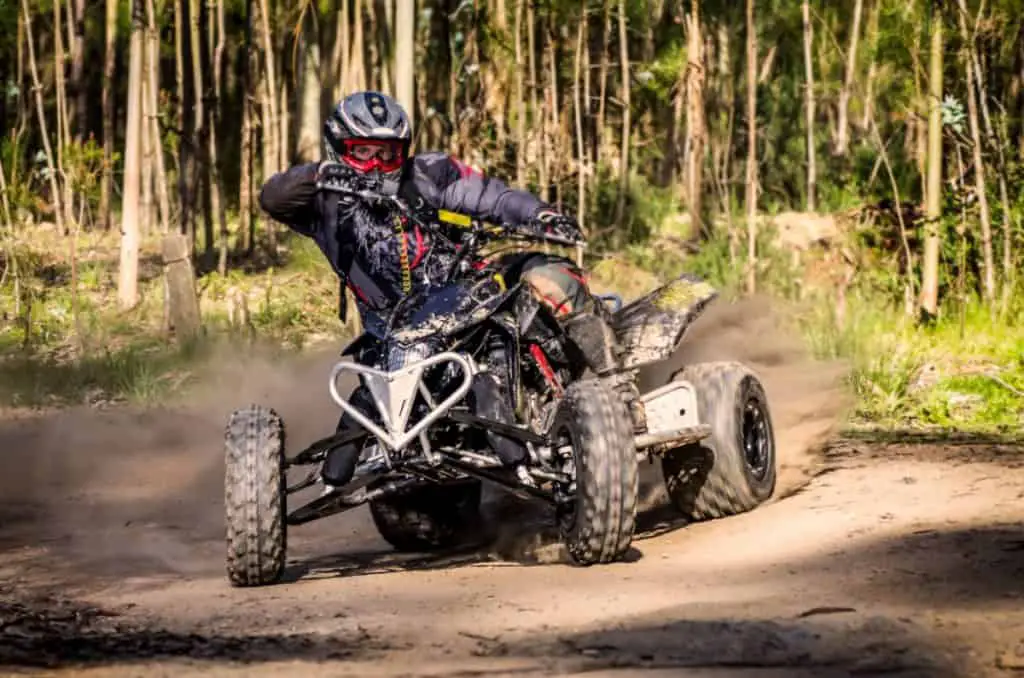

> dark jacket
[259,152,547,322]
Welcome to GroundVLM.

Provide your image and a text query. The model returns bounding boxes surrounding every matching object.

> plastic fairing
[610,273,719,371]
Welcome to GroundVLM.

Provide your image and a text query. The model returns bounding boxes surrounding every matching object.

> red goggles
[339,139,406,173]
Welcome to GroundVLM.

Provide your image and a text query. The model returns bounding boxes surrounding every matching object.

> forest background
[1,0,1022,435]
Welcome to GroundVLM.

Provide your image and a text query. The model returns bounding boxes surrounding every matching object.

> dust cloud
[0,293,849,579]
[637,293,852,507]
[0,339,353,584]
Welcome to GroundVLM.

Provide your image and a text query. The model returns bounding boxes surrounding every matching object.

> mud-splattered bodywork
[610,273,718,371]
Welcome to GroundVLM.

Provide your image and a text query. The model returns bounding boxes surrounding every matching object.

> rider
[258,91,620,488]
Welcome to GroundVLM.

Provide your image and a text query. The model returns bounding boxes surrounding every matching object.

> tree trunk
[744,0,757,294]
[141,48,154,235]
[528,0,544,194]
[100,0,118,232]
[21,0,65,236]
[119,0,145,310]
[211,0,228,273]
[189,0,208,254]
[859,0,880,132]
[257,0,281,171]
[802,0,817,211]
[684,0,705,240]
[240,0,255,255]
[68,0,87,141]
[919,3,943,319]
[956,3,995,304]
[51,0,74,233]
[147,0,171,233]
[835,0,863,156]
[297,14,322,162]
[176,0,196,242]
[614,0,630,230]
[514,0,526,185]
[396,0,415,127]
[573,0,587,230]
[596,0,611,163]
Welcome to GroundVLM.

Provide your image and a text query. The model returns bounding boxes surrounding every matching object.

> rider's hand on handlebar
[316,160,383,193]
[528,209,585,244]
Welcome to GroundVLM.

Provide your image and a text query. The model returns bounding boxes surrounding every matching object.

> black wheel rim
[741,397,772,481]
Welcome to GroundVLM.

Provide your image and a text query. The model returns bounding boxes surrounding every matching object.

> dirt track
[2,302,1023,677]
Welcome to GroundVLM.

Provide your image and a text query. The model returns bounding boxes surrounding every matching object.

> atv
[223,180,777,587]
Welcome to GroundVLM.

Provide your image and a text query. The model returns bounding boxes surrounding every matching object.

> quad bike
[223,180,778,587]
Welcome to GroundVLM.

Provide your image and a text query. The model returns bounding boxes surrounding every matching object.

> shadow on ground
[0,590,387,669]
[496,607,973,677]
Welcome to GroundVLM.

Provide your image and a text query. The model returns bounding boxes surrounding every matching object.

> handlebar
[315,178,586,250]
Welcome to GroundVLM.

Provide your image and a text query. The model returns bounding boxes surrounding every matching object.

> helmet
[323,91,412,179]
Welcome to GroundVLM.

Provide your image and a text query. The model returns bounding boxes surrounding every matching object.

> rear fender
[610,273,718,371]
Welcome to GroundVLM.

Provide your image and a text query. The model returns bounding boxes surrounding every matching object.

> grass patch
[0,341,202,407]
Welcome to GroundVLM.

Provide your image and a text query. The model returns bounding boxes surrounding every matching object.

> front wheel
[661,361,777,521]
[224,405,287,586]
[552,379,638,565]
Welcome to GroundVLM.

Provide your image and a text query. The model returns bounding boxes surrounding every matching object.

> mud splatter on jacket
[258,152,547,323]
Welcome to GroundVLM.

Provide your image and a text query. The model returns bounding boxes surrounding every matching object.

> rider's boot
[472,332,530,470]
[321,385,375,489]
[472,366,529,469]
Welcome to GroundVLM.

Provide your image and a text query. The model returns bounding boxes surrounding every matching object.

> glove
[529,208,585,243]
[316,160,357,183]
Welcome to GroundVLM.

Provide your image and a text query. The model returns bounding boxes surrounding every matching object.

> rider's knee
[521,261,592,318]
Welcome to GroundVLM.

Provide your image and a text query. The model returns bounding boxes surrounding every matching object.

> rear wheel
[369,480,483,552]
[224,405,287,587]
[661,361,777,521]
[553,379,638,565]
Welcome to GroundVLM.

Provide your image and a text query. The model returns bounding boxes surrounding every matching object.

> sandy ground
[1,300,1022,677]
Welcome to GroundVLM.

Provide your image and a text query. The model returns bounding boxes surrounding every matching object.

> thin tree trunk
[100,0,118,231]
[211,0,228,273]
[190,0,207,254]
[958,0,1015,310]
[330,0,350,101]
[257,0,281,171]
[528,0,545,195]
[835,0,863,156]
[744,0,757,294]
[297,14,322,161]
[349,0,367,91]
[141,55,154,235]
[955,2,995,304]
[21,0,65,236]
[614,0,630,230]
[802,0,817,211]
[119,0,146,310]
[68,0,86,141]
[51,0,74,233]
[859,0,880,131]
[240,0,254,255]
[573,1,587,231]
[596,0,611,162]
[684,0,705,240]
[920,4,943,319]
[514,0,526,186]
[146,0,170,233]
[396,0,415,126]
[176,0,194,241]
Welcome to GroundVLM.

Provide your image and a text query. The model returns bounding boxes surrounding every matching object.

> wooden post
[161,233,202,341]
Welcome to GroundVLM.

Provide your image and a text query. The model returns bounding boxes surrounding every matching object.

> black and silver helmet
[323,91,412,178]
